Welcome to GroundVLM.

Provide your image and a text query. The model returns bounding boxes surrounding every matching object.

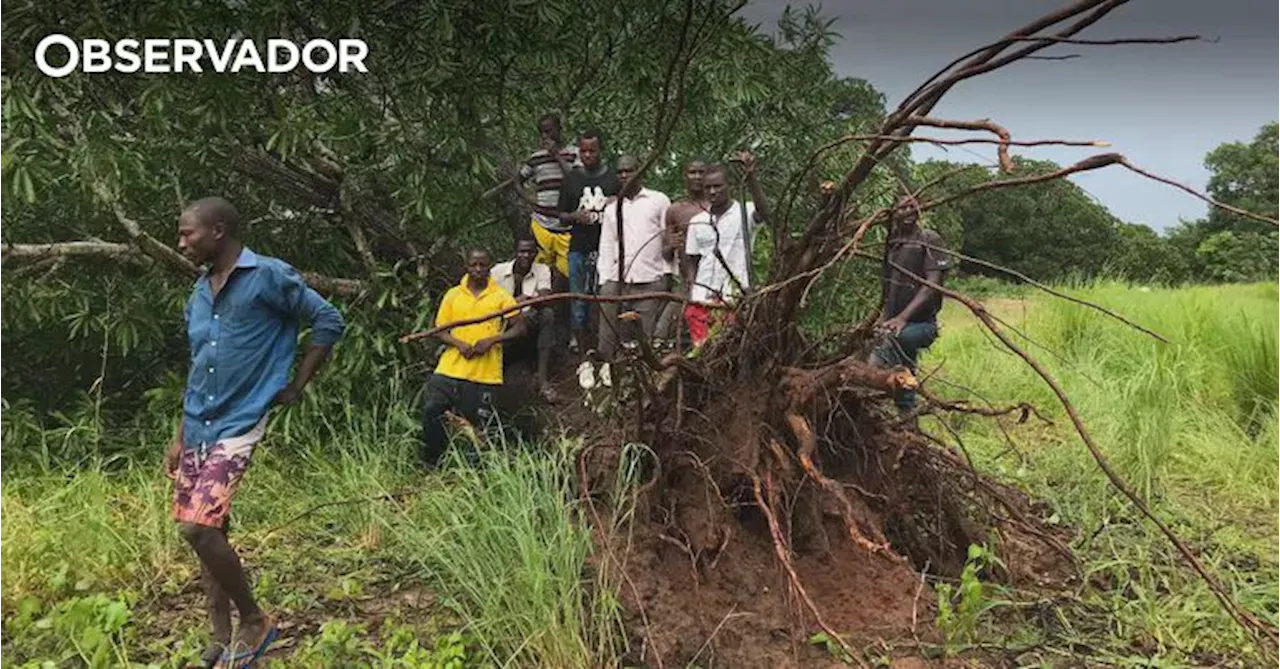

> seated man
[491,238,558,402]
[421,248,526,467]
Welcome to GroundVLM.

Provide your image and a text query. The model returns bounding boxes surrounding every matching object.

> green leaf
[20,166,36,203]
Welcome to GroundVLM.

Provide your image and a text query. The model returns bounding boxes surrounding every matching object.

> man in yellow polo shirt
[421,248,526,466]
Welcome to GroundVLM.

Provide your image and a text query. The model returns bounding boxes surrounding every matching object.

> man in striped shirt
[519,113,579,280]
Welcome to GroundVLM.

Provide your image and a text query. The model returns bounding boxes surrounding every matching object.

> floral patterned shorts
[171,418,267,528]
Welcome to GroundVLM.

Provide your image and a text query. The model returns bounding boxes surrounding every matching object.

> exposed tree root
[392,2,1280,663]
[749,470,859,664]
[786,410,895,558]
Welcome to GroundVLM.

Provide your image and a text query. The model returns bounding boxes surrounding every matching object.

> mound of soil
[506,344,1074,667]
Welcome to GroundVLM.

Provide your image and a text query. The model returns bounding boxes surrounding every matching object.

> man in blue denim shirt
[164,196,345,667]
[871,196,950,421]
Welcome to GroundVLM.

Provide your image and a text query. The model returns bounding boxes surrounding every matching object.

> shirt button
[204,420,211,426]
[208,367,214,373]
[213,314,220,320]
[210,341,216,347]
[207,395,214,401]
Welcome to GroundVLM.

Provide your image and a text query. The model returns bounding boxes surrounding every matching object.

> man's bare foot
[223,613,274,668]
[200,640,228,669]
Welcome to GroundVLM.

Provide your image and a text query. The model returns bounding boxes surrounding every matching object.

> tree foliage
[917,157,1122,281]
[1203,122,1279,236]
[1168,122,1279,283]
[0,0,893,447]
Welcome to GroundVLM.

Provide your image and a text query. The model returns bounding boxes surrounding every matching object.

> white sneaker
[599,362,612,387]
[577,361,596,390]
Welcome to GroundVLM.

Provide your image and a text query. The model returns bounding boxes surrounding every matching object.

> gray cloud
[742,0,1278,230]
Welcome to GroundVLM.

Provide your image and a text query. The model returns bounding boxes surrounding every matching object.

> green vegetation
[2,2,1276,666]
[924,281,1278,663]
[4,282,1273,666]
[919,122,1278,286]
[2,430,629,667]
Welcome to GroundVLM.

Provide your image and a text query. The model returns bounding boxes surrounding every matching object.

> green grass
[2,424,626,667]
[2,280,1275,667]
[925,281,1278,663]
[389,437,627,668]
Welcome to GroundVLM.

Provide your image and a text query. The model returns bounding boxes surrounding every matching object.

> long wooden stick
[397,290,728,343]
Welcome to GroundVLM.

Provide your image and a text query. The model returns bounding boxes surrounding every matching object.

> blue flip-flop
[220,626,278,668]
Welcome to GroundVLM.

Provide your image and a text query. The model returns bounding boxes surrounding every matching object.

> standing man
[421,249,526,465]
[869,196,951,417]
[683,152,769,346]
[168,197,346,668]
[595,155,672,360]
[490,239,558,402]
[654,159,708,342]
[557,128,621,352]
[519,113,579,281]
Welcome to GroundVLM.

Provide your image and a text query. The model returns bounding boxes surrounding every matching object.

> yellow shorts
[531,217,570,277]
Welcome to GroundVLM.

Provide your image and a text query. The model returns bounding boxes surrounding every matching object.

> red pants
[684,304,734,345]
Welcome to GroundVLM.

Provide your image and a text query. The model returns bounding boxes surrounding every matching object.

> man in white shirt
[595,155,673,360]
[683,153,770,346]
[491,238,558,401]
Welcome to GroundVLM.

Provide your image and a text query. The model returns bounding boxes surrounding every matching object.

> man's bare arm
[290,344,333,390]
[682,253,701,288]
[886,267,944,324]
[745,169,769,223]
[164,415,184,476]
[472,314,528,356]
[437,330,474,358]
[663,207,682,260]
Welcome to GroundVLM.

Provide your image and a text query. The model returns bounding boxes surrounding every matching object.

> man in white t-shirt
[595,155,673,359]
[683,153,769,345]
[491,238,558,401]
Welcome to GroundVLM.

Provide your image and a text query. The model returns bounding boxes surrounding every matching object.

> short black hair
[537,113,561,130]
[185,196,241,235]
[578,127,605,151]
[703,163,728,179]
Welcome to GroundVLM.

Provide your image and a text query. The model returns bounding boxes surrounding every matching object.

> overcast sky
[741,0,1278,231]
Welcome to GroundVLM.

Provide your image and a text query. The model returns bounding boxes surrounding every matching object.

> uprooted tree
[397,2,1279,664]
[4,0,1279,665]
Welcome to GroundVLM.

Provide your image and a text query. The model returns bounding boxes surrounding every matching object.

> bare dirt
[502,326,1078,668]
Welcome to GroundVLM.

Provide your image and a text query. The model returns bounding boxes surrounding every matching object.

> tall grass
[2,414,626,666]
[389,436,626,667]
[4,280,1275,665]
[928,281,1278,661]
